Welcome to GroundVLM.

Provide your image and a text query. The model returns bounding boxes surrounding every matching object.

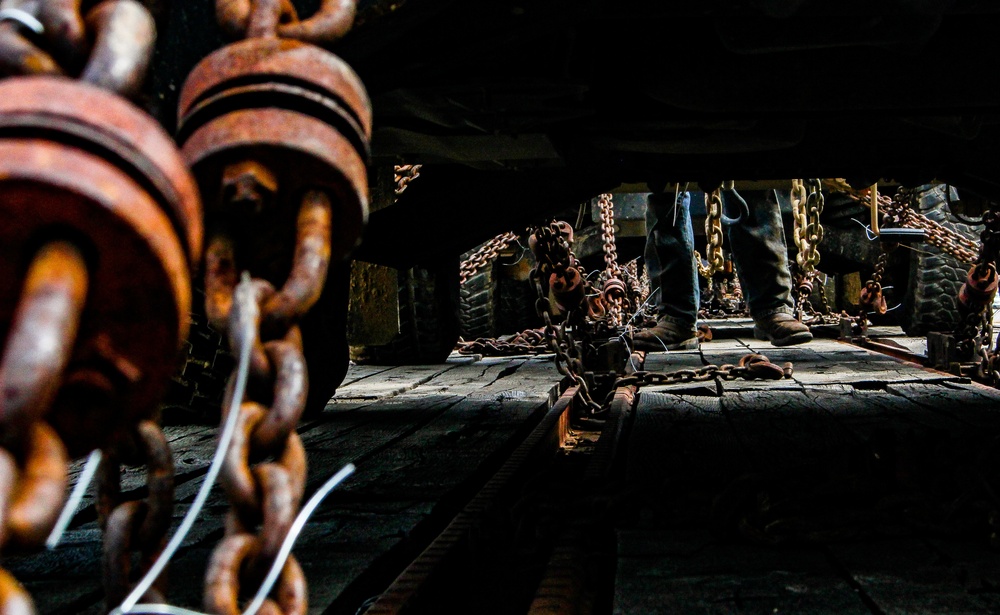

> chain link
[790,179,825,319]
[457,328,548,356]
[613,353,793,390]
[216,0,357,45]
[203,190,336,614]
[598,193,626,327]
[459,231,519,285]
[881,187,979,265]
[0,0,156,98]
[98,420,175,608]
[528,222,605,414]
[696,189,726,279]
[394,164,422,197]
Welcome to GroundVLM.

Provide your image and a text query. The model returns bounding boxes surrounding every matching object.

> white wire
[113,273,257,615]
[46,449,102,549]
[122,465,356,615]
[241,464,355,615]
[851,218,878,241]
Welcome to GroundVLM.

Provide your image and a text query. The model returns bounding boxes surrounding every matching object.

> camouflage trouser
[644,189,795,327]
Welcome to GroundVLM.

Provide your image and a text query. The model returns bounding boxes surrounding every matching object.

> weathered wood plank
[890,381,1000,427]
[13,356,560,614]
[615,530,869,615]
[329,362,464,402]
[828,539,1000,614]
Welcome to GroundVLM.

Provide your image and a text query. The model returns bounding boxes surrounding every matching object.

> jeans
[644,189,794,327]
[645,191,699,329]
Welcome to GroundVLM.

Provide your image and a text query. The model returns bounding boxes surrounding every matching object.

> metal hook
[720,183,749,226]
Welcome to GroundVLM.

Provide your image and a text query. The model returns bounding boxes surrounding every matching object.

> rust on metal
[205,533,307,615]
[216,0,355,46]
[5,422,68,551]
[99,420,175,607]
[0,76,203,264]
[0,138,189,453]
[0,241,87,431]
[80,0,156,98]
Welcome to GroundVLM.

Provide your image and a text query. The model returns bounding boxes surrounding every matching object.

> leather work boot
[753,312,813,347]
[633,319,699,351]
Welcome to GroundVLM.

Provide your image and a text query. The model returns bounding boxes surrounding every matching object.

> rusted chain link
[0,241,84,612]
[216,0,356,45]
[858,247,890,334]
[98,420,175,609]
[529,222,605,414]
[394,164,422,197]
[881,187,979,265]
[613,353,793,390]
[791,179,825,319]
[952,201,1000,381]
[696,188,725,279]
[598,193,626,327]
[0,0,156,99]
[457,328,548,356]
[459,231,518,286]
[203,191,336,615]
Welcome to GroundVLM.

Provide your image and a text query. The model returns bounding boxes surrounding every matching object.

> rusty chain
[0,0,156,98]
[696,188,726,279]
[216,0,357,45]
[457,328,549,356]
[881,187,979,265]
[790,179,825,320]
[528,222,605,414]
[0,241,81,611]
[0,1,197,611]
[950,202,1000,381]
[598,193,627,327]
[394,164,422,197]
[203,191,333,615]
[459,231,519,285]
[613,353,793,391]
[858,247,890,334]
[189,0,370,608]
[98,420,175,609]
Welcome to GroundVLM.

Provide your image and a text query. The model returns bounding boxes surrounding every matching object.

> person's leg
[726,189,811,346]
[633,191,700,350]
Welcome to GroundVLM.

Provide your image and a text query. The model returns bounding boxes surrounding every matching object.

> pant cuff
[655,313,697,331]
[750,305,794,321]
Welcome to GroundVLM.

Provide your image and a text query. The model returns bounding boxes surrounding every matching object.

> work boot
[633,319,699,351]
[753,313,813,347]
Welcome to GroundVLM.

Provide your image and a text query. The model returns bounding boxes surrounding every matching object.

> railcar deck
[12,321,1000,614]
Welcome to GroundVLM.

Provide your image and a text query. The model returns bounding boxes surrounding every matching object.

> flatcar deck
[11,323,1000,614]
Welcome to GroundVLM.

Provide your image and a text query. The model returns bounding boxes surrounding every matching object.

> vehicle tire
[459,262,497,341]
[898,184,980,335]
[301,261,351,416]
[495,275,542,335]
[363,259,461,364]
[161,299,233,426]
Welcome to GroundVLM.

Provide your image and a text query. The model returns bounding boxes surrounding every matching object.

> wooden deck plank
[828,539,1000,614]
[615,530,869,615]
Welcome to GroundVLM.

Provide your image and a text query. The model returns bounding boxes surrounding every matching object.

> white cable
[46,449,102,549]
[241,464,355,615]
[0,8,44,34]
[113,273,257,615]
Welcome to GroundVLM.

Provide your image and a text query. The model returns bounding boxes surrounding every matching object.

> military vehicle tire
[898,185,980,336]
[495,276,541,335]
[363,260,461,364]
[459,263,497,341]
[301,262,351,416]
